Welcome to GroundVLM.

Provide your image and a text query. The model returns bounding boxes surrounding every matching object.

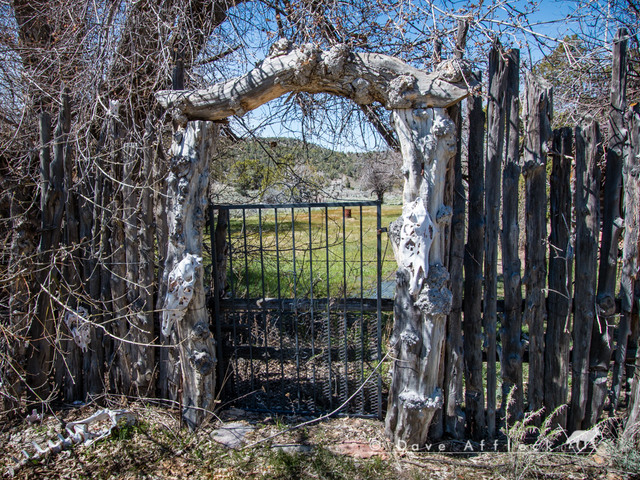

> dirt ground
[1,400,638,480]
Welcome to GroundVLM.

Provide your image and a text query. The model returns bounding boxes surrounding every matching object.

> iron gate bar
[342,206,348,406]
[324,205,332,410]
[290,207,301,408]
[211,200,381,209]
[258,209,269,403]
[241,208,256,407]
[376,201,383,418]
[209,200,385,417]
[307,206,317,409]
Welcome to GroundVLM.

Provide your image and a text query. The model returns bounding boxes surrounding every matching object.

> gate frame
[208,200,385,417]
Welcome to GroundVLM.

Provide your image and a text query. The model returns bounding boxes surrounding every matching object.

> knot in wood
[268,38,293,57]
[435,58,473,84]
[388,74,418,109]
[398,388,443,411]
[191,321,211,341]
[190,350,215,375]
[352,78,372,105]
[415,264,452,315]
[324,43,350,77]
[400,329,420,347]
[436,205,453,225]
[432,114,455,137]
[293,43,321,85]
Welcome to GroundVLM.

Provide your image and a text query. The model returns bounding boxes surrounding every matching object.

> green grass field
[211,205,402,300]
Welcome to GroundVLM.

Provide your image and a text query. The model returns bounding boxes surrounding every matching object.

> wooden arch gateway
[155,40,476,446]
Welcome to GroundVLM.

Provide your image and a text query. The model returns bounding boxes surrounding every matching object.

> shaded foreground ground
[1,400,638,480]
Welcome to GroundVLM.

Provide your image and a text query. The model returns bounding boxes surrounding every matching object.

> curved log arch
[156,41,475,439]
[156,41,476,120]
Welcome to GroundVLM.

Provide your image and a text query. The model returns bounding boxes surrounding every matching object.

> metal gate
[207,201,386,417]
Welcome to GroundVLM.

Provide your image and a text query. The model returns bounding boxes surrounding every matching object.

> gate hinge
[377,227,388,235]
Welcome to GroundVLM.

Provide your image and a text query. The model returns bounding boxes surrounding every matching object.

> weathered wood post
[161,120,218,429]
[442,17,470,441]
[588,27,628,427]
[484,44,508,438]
[544,127,573,428]
[384,106,456,447]
[617,103,639,412]
[568,121,602,432]
[463,78,486,440]
[501,48,524,425]
[522,73,552,417]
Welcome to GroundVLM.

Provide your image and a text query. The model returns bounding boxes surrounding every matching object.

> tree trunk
[544,127,573,429]
[463,84,486,440]
[501,49,523,424]
[568,121,602,432]
[162,120,218,429]
[385,107,455,447]
[484,45,508,438]
[588,28,628,427]
[522,73,552,416]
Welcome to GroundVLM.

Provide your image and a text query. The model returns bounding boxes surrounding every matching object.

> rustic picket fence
[439,28,639,440]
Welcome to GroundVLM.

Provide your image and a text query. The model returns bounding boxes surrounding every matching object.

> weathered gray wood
[156,43,475,120]
[544,127,573,429]
[212,207,229,390]
[568,121,602,432]
[463,82,486,440]
[614,103,640,409]
[57,92,83,401]
[385,107,456,447]
[27,112,58,402]
[522,73,552,416]
[501,49,523,424]
[106,103,132,394]
[6,147,39,413]
[87,169,106,397]
[125,118,157,396]
[484,45,508,438]
[157,60,183,400]
[588,28,628,427]
[444,103,465,440]
[162,120,218,429]
[625,343,640,440]
[442,20,469,440]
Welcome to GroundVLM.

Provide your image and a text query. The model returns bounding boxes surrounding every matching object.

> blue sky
[214,0,620,152]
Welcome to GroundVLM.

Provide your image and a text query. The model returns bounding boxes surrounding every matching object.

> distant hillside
[215,136,360,181]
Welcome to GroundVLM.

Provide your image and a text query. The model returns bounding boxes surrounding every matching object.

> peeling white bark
[156,42,475,121]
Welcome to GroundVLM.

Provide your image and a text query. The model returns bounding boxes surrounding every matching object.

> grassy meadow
[209,205,402,301]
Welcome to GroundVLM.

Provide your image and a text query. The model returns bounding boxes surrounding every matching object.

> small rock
[211,422,254,449]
